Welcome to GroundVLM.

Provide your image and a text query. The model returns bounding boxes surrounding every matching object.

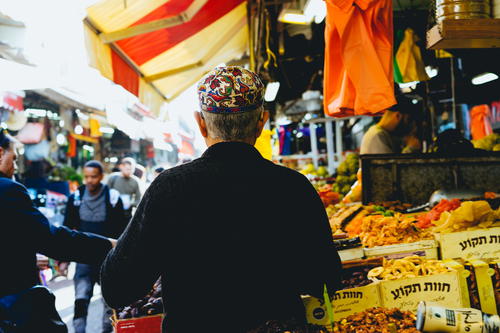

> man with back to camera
[360,95,421,154]
[100,66,342,333]
[107,157,142,220]
[0,130,116,333]
[64,160,127,333]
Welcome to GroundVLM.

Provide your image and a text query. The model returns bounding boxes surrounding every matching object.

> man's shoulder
[0,178,26,195]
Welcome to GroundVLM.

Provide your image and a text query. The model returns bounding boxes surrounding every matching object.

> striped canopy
[84,0,249,116]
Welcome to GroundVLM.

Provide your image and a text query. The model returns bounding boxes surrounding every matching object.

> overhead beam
[99,0,208,44]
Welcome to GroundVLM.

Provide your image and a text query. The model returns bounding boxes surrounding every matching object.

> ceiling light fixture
[264,82,280,102]
[304,0,327,23]
[278,9,312,25]
[472,72,498,85]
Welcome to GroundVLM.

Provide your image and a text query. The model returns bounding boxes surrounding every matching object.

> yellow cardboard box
[443,260,471,308]
[303,296,330,326]
[380,271,464,312]
[469,259,498,315]
[303,283,382,324]
[436,227,500,260]
[331,283,382,320]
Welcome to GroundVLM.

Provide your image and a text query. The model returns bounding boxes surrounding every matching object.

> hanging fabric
[395,28,429,83]
[323,0,396,118]
[470,104,493,140]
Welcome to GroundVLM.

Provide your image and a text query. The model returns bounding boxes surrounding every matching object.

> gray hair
[201,107,263,141]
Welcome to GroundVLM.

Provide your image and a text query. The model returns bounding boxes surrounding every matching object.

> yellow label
[331,283,382,320]
[437,227,500,261]
[471,260,498,315]
[303,296,329,326]
[303,283,382,324]
[380,271,464,312]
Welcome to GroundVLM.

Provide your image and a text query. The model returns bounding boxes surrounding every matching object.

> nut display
[433,200,500,233]
[367,256,450,281]
[116,280,163,319]
[333,307,420,333]
[359,215,433,248]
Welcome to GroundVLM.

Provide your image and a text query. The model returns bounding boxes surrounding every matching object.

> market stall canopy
[83,0,249,115]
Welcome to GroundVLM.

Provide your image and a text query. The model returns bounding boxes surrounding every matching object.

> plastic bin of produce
[114,315,163,333]
[435,227,500,260]
[364,239,438,259]
[338,247,364,261]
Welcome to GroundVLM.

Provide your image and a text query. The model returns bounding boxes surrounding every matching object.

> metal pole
[310,123,319,169]
[335,120,343,166]
[325,119,335,175]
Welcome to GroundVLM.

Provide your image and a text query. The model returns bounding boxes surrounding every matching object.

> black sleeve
[63,195,79,230]
[100,181,163,309]
[295,175,342,299]
[5,182,112,264]
[111,197,128,238]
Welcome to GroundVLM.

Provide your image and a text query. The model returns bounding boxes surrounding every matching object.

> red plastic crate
[114,315,163,333]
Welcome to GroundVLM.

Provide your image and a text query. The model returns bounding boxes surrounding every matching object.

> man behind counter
[360,95,420,154]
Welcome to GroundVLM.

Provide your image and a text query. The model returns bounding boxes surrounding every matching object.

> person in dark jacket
[0,131,115,332]
[100,67,342,333]
[64,160,127,333]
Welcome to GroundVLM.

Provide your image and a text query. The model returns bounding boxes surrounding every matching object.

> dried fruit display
[340,266,374,289]
[415,198,461,229]
[359,214,433,248]
[333,307,420,333]
[367,256,450,281]
[369,201,413,213]
[433,200,500,233]
[116,280,163,319]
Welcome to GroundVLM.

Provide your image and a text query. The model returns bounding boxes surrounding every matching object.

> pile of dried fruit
[333,307,420,333]
[367,256,450,281]
[433,200,500,233]
[359,214,433,248]
[340,266,374,289]
[116,280,163,319]
[416,199,461,229]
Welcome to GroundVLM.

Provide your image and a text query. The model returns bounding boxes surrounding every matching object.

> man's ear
[0,147,4,161]
[255,111,270,139]
[194,111,208,138]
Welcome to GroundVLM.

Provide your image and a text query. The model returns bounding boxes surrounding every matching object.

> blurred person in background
[100,67,341,333]
[63,160,127,333]
[107,157,142,220]
[360,95,421,154]
[0,130,116,333]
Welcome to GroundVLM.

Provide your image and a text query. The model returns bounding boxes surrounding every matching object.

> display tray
[435,227,500,260]
[364,239,439,259]
[338,247,364,261]
[113,314,163,333]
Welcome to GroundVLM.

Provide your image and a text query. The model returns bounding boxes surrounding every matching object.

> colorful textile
[470,104,493,140]
[324,0,396,118]
[395,28,429,83]
[197,66,264,113]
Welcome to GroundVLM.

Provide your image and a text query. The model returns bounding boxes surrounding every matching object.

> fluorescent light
[425,66,438,78]
[26,108,47,118]
[398,81,419,89]
[472,72,498,85]
[74,125,83,135]
[100,126,115,134]
[59,120,65,127]
[304,0,326,23]
[264,82,280,102]
[110,157,118,163]
[278,9,312,25]
[412,99,419,104]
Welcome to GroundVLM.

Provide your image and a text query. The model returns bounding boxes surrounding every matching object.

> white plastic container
[364,239,439,259]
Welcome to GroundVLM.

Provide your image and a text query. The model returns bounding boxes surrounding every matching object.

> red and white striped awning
[84,0,248,116]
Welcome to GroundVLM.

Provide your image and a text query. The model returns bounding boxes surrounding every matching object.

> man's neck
[205,137,256,147]
[87,183,103,196]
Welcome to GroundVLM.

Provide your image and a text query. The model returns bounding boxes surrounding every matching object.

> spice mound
[333,307,420,333]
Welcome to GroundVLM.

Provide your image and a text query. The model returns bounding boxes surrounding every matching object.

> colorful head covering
[197,66,265,114]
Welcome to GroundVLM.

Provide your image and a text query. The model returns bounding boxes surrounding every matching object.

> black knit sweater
[101,142,341,333]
